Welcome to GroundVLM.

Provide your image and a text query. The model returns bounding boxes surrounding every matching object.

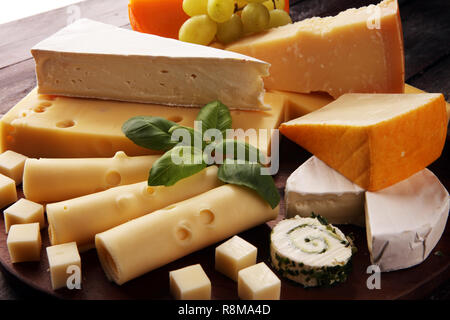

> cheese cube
[4,198,45,233]
[169,264,211,300]
[46,242,81,290]
[280,93,447,191]
[215,235,257,281]
[0,174,17,209]
[0,150,27,185]
[7,223,41,263]
[238,262,280,300]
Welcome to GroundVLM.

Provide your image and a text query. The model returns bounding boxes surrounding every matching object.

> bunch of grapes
[179,0,292,45]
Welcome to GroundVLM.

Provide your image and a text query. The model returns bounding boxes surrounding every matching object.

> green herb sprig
[122,100,280,209]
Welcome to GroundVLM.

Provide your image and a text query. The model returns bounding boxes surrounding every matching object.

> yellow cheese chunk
[237,262,281,300]
[95,184,279,285]
[0,150,27,185]
[7,223,41,263]
[0,174,17,209]
[46,242,81,290]
[0,88,285,158]
[23,151,159,203]
[227,0,404,98]
[215,235,257,281]
[169,264,211,300]
[46,166,222,251]
[280,93,447,191]
[4,198,45,233]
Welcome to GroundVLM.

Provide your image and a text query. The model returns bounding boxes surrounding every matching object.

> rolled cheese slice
[23,151,159,203]
[271,216,353,287]
[46,166,222,250]
[365,168,449,272]
[95,184,279,285]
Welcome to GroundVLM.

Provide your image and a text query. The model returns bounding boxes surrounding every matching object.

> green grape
[178,15,218,45]
[217,14,244,44]
[241,2,270,33]
[268,9,292,28]
[263,0,285,11]
[182,0,208,17]
[208,0,235,23]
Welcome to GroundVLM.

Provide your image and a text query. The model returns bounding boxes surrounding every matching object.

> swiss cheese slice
[0,88,285,158]
[227,0,404,98]
[365,169,449,272]
[279,93,447,191]
[31,19,269,110]
[285,156,365,226]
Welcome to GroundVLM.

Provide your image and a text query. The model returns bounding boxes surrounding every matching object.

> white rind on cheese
[31,19,270,110]
[23,151,159,203]
[285,156,365,226]
[95,184,279,285]
[365,168,449,272]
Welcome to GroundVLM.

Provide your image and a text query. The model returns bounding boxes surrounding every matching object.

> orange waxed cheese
[279,93,447,191]
[128,0,189,39]
[226,0,405,98]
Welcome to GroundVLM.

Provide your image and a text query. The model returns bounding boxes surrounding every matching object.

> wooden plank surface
[0,0,449,299]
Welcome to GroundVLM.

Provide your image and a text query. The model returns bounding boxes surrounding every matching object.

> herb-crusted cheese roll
[270,215,353,287]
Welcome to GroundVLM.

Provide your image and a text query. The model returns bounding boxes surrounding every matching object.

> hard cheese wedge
[365,169,449,272]
[31,19,269,110]
[227,0,404,98]
[285,156,365,226]
[0,88,285,158]
[279,93,447,191]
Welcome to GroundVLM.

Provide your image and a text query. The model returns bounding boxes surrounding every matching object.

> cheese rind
[0,150,27,185]
[46,166,222,251]
[285,156,365,226]
[7,223,41,263]
[227,0,404,98]
[215,235,257,281]
[4,198,45,233]
[280,93,447,191]
[46,242,81,290]
[365,169,449,272]
[237,262,281,300]
[32,19,269,110]
[23,151,159,203]
[95,184,279,285]
[169,264,211,300]
[0,88,285,158]
[0,174,17,209]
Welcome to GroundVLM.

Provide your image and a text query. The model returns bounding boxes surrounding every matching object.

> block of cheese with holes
[0,88,285,158]
[23,151,159,203]
[279,93,447,191]
[95,184,279,285]
[46,166,222,251]
[227,0,404,98]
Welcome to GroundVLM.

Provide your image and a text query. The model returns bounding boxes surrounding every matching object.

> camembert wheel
[270,215,353,287]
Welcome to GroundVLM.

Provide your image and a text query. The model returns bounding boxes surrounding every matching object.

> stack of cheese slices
[0,0,448,294]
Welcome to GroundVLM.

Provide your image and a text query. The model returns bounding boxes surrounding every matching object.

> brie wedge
[31,19,270,110]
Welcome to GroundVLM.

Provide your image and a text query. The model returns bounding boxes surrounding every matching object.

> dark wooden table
[0,0,449,300]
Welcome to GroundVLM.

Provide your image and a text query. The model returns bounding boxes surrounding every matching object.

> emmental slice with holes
[0,88,285,158]
[31,19,269,110]
[46,166,222,251]
[95,184,279,285]
[226,0,404,98]
[280,93,447,191]
[23,151,160,203]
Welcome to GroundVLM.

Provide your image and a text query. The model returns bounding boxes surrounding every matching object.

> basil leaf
[196,101,232,138]
[218,160,280,209]
[122,116,178,151]
[148,146,206,186]
[214,139,266,164]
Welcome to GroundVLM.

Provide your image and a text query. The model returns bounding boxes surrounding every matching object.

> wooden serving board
[0,136,448,300]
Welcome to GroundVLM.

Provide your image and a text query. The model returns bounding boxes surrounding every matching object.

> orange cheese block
[227,0,404,98]
[279,93,447,191]
[0,88,285,158]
